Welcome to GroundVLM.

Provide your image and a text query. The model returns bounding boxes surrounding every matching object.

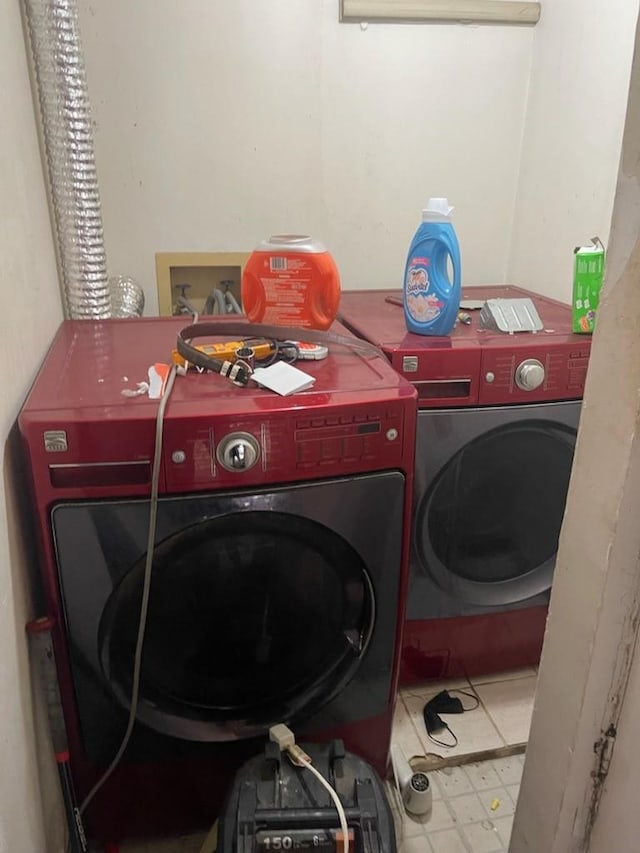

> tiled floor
[390,754,525,853]
[398,668,537,761]
[119,668,538,853]
[391,667,537,852]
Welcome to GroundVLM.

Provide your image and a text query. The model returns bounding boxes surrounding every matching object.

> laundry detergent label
[406,258,444,323]
[260,255,314,325]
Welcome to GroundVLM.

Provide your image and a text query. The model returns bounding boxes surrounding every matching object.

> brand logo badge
[43,430,68,453]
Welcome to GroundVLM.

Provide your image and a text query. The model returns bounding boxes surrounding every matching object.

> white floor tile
[448,792,487,825]
[400,677,471,699]
[403,811,430,839]
[477,786,516,819]
[393,695,428,760]
[491,754,525,787]
[506,783,521,804]
[403,692,505,759]
[401,834,435,853]
[475,676,537,745]
[427,772,443,801]
[469,667,537,686]
[493,814,515,847]
[462,761,502,791]
[434,766,473,797]
[420,798,458,833]
[426,828,470,853]
[461,820,504,852]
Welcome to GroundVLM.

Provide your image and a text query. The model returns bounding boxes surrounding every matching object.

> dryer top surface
[20,316,416,421]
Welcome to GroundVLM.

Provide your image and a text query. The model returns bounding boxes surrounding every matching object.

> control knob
[515,359,545,392]
[216,432,260,472]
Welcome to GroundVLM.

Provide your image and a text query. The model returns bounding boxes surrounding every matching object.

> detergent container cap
[256,234,328,254]
[422,198,454,222]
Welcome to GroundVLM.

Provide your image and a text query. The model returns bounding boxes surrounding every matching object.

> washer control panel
[479,344,590,404]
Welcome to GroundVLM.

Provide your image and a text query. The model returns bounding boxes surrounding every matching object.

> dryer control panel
[163,400,411,493]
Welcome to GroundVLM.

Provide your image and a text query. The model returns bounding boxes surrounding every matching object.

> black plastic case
[216,739,397,852]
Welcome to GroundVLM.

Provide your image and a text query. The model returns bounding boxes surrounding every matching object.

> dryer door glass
[417,420,575,604]
[98,510,374,739]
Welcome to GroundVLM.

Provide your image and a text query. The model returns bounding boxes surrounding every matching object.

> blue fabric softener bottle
[403,198,461,336]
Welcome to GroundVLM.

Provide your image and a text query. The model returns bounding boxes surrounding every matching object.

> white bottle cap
[422,198,454,221]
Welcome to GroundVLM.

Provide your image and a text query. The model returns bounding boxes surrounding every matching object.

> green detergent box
[572,237,605,334]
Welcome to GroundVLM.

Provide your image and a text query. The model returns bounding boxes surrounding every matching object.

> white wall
[508,0,639,303]
[0,0,65,850]
[77,0,534,314]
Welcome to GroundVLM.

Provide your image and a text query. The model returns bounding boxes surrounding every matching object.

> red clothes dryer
[18,317,416,843]
[339,286,591,684]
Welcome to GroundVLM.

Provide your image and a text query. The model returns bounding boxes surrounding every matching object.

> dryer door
[413,401,580,609]
[98,510,374,741]
[52,471,405,750]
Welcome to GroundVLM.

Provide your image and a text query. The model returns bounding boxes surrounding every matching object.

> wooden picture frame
[155,251,251,317]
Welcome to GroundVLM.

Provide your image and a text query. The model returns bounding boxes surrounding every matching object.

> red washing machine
[18,317,416,843]
[339,286,592,684]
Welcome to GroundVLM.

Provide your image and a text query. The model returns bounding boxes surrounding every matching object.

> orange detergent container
[241,234,341,330]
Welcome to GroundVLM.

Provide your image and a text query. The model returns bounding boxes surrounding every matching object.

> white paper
[251,362,316,396]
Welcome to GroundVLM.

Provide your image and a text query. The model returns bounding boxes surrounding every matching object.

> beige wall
[76,2,639,314]
[77,0,534,312]
[0,0,65,850]
[508,0,638,303]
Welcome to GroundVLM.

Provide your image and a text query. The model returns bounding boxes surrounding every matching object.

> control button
[386,428,399,441]
[485,372,495,384]
[344,437,363,458]
[216,432,260,473]
[515,358,545,391]
[171,450,187,464]
[311,418,325,428]
[321,439,342,460]
[296,419,311,429]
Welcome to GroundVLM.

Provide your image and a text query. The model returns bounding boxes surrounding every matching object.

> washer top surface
[22,316,415,421]
[339,285,580,357]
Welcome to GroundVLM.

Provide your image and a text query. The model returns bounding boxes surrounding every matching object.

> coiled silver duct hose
[22,0,112,319]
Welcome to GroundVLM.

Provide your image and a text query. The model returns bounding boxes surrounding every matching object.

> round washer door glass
[416,420,576,605]
[99,511,374,740]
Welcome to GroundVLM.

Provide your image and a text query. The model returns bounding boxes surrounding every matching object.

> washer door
[415,416,577,606]
[98,510,374,740]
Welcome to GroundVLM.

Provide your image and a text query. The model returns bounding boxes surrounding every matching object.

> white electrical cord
[291,751,349,853]
[269,725,349,853]
[78,364,178,817]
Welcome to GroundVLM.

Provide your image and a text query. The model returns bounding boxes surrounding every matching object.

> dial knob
[216,432,260,472]
[515,359,545,391]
